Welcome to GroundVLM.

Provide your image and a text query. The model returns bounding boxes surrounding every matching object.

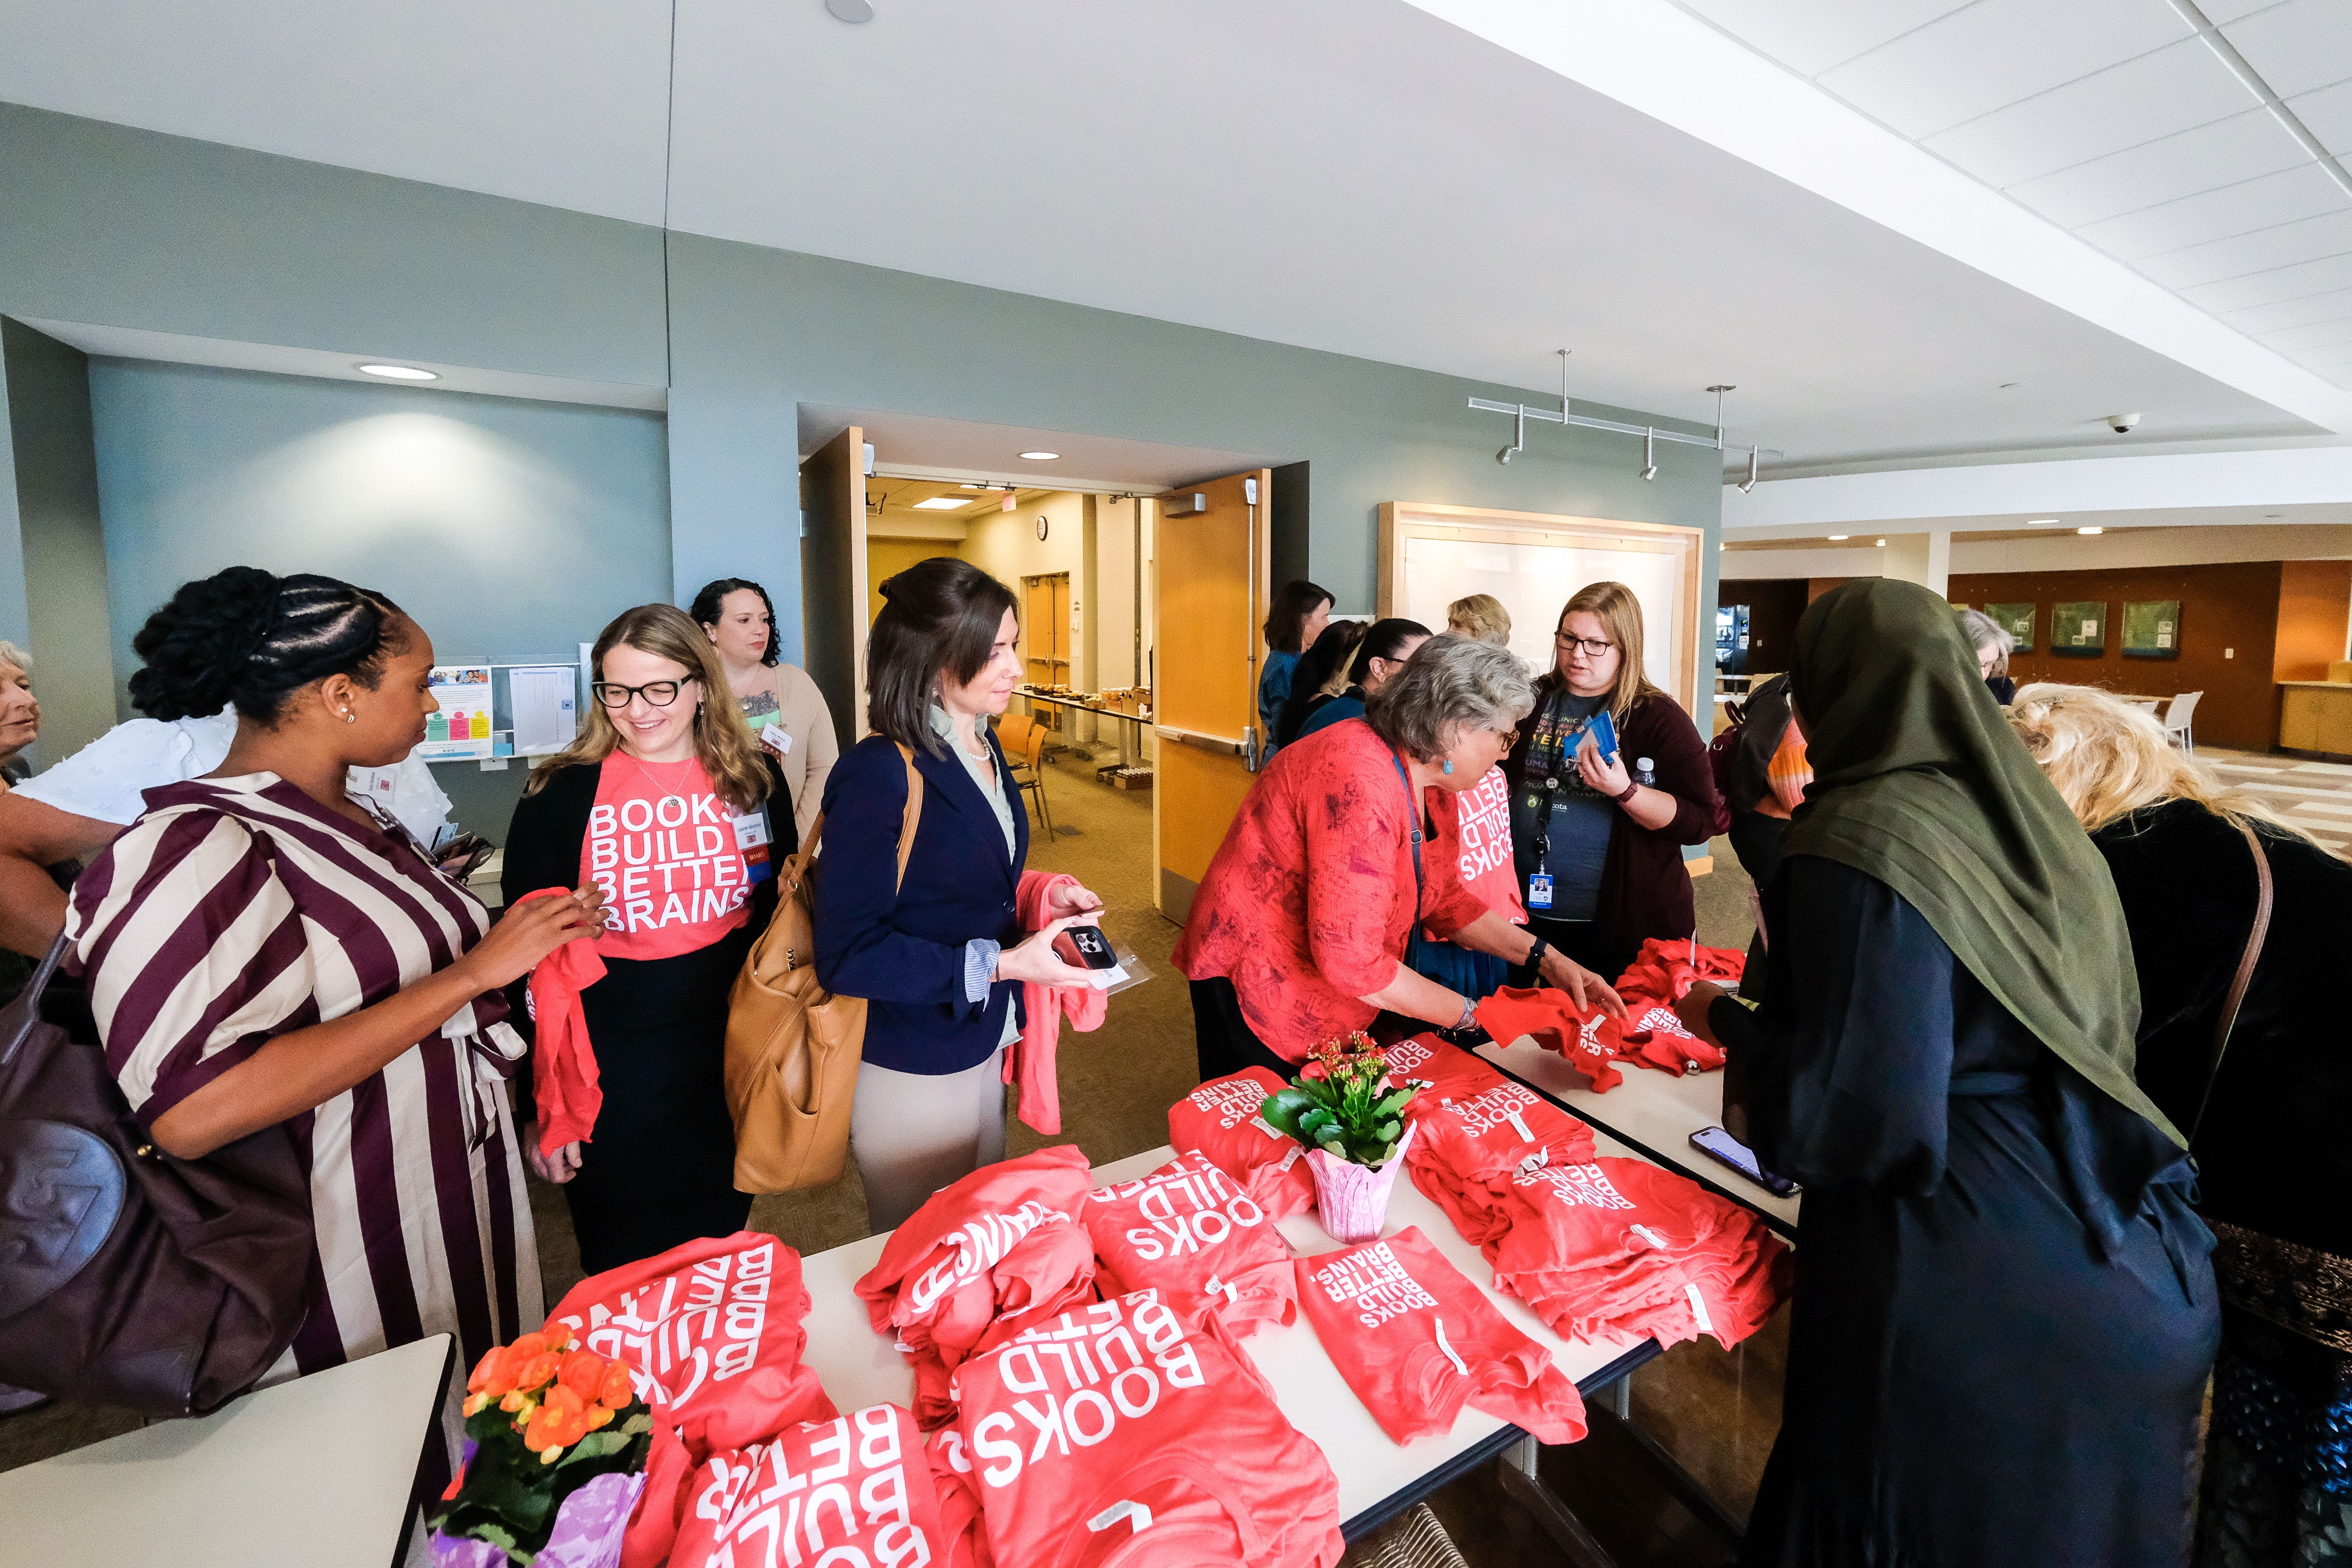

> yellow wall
[865,537,957,625]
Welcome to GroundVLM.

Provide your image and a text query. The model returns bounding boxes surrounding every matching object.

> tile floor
[2199,746,2352,850]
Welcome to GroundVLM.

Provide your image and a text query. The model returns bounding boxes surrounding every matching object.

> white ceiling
[1673,0,2352,390]
[2,0,2348,474]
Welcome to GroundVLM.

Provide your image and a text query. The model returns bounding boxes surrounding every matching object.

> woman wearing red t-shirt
[1175,635,1622,1079]
[501,604,796,1273]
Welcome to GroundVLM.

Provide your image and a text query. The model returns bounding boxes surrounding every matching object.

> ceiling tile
[1924,37,2256,188]
[2258,317,2352,351]
[2078,163,2348,260]
[2201,0,2285,21]
[2292,79,2352,154]
[2136,206,2352,287]
[1673,0,1973,78]
[2222,283,2352,329]
[2185,250,2352,311]
[1818,0,2192,139]
[2005,108,2308,226]
[2218,0,2352,100]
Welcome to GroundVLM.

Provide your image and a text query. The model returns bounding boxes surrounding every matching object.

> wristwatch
[1524,936,1549,973]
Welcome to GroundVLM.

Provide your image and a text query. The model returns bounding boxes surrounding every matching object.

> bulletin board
[2122,601,2181,660]
[1377,502,1706,715]
[2052,602,2107,657]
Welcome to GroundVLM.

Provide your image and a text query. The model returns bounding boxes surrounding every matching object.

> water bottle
[1635,757,1656,787]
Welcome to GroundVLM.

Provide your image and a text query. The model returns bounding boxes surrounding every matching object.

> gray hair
[1955,608,2013,675]
[1366,634,1533,760]
[0,640,29,676]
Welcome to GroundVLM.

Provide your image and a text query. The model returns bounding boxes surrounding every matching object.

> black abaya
[1718,856,2217,1568]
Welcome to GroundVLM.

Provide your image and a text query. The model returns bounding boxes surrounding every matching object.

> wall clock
[1035,515,1049,540]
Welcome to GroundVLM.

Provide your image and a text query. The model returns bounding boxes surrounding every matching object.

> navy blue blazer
[814,729,1030,1075]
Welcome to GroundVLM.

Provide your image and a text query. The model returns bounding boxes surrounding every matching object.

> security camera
[2106,412,2141,434]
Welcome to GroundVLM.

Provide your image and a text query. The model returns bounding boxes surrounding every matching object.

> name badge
[761,722,790,756]
[1528,873,1554,911]
[731,806,776,884]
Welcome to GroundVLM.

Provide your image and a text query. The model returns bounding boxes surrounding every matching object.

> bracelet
[1523,936,1548,972]
[1455,995,1477,1032]
[1612,779,1641,805]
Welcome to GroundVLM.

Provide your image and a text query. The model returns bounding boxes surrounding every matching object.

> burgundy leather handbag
[0,934,314,1416]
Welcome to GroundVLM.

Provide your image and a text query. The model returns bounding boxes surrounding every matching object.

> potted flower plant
[1257,1032,1423,1243]
[427,1328,655,1568]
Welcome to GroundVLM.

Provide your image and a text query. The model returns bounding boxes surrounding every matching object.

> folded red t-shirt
[1476,986,1725,1089]
[928,1427,996,1568]
[669,1403,952,1568]
[1167,1068,1316,1220]
[545,1232,834,1568]
[1294,1226,1586,1447]
[1406,1078,1599,1248]
[950,1291,1345,1568]
[1616,938,1745,1008]
[1084,1151,1297,1337]
[1381,1033,1512,1118]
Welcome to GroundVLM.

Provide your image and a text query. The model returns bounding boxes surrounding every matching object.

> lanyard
[1388,751,1425,938]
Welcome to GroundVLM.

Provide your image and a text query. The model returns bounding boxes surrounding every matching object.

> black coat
[2095,799,2352,1259]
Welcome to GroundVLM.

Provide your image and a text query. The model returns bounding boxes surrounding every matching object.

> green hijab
[1784,579,2182,1146]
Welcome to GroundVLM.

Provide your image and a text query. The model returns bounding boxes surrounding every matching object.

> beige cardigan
[736,662,838,843]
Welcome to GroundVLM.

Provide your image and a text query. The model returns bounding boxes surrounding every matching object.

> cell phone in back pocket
[1690,1125,1800,1198]
[1583,708,1620,766]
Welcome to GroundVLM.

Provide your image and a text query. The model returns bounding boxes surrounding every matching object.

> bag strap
[0,931,73,1069]
[892,743,923,895]
[2189,819,2273,1147]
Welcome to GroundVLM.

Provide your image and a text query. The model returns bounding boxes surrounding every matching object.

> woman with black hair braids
[63,566,603,1475]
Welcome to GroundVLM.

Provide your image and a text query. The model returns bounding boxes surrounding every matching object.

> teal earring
[1441,758,1455,775]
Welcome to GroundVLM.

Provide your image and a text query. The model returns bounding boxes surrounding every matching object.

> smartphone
[1051,924,1129,988]
[1583,708,1620,766]
[1689,1125,1800,1198]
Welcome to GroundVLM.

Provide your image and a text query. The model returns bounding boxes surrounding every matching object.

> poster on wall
[2052,602,2107,657]
[417,666,495,759]
[2122,601,2181,660]
[1986,603,2036,653]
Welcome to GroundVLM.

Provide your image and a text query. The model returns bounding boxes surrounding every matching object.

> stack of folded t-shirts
[947,1289,1345,1568]
[1405,1074,1599,1248]
[544,1232,834,1568]
[854,1145,1101,1430]
[1083,1150,1298,1337]
[929,1427,996,1568]
[1381,1032,1518,1113]
[1294,1226,1586,1448]
[670,1402,956,1568]
[1167,1066,1316,1220]
[1485,1155,1789,1351]
[1475,985,1722,1090]
[1617,936,1745,1004]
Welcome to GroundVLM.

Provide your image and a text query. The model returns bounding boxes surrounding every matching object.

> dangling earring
[1440,758,1454,775]
[343,710,356,724]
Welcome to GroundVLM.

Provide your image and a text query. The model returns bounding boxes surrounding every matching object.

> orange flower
[595,1360,635,1410]
[556,1349,609,1402]
[523,1384,593,1459]
[512,1351,561,1394]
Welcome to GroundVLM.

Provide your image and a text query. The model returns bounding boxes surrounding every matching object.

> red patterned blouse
[1173,716,1488,1061]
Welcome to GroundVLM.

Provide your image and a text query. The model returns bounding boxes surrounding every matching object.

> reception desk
[2279,681,2352,756]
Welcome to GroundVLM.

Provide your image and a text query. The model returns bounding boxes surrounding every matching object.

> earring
[343,710,356,724]
[1441,758,1454,775]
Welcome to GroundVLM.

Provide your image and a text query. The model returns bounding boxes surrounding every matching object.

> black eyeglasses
[591,679,693,709]
[1555,634,1616,657]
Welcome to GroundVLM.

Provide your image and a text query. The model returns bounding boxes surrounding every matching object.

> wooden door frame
[1377,500,1708,718]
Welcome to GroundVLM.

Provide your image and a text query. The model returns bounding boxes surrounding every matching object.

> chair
[2160,692,2201,754]
[997,713,1055,836]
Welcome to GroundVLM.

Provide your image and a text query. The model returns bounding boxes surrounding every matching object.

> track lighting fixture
[1640,427,1658,482]
[1497,401,1525,466]
[1739,446,1759,495]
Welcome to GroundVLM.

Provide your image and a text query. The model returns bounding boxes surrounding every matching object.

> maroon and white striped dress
[66,772,542,1451]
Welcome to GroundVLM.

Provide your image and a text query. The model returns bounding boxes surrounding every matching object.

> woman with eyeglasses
[1506,581,1722,983]
[501,603,795,1273]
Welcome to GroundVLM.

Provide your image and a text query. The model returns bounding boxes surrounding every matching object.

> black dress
[2095,801,2352,1568]
[1718,856,2218,1568]
[503,755,793,1276]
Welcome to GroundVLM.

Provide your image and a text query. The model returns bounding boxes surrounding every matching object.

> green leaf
[1372,1087,1417,1118]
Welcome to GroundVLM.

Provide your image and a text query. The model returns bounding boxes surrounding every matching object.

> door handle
[1154,726,1244,756]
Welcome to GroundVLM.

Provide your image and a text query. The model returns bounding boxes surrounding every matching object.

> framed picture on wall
[1985,602,2036,652]
[2052,602,2107,657]
[2122,600,2182,660]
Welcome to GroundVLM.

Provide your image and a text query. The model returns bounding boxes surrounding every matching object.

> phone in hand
[1051,924,1128,988]
[1583,708,1620,767]
[1690,1125,1800,1198]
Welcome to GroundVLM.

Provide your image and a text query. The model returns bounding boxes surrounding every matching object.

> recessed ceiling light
[2077,526,2104,535]
[912,497,966,510]
[959,483,983,490]
[1018,451,1059,461]
[1875,539,1886,547]
[1827,534,1849,541]
[2025,518,2058,527]
[356,363,438,381]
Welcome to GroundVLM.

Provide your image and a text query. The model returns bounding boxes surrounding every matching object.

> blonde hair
[1446,594,1512,647]
[525,604,771,812]
[2007,682,2332,851]
[1548,581,1663,724]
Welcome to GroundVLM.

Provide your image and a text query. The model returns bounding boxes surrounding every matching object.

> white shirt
[16,704,456,847]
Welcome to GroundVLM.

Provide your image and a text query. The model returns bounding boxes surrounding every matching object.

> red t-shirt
[927,1427,996,1568]
[1383,1034,1511,1116]
[1405,1077,1600,1248]
[1166,1068,1316,1220]
[1172,719,1489,1061]
[1294,1226,1586,1447]
[950,1291,1345,1568]
[583,753,764,962]
[1425,766,1525,929]
[670,1404,953,1568]
[1084,1152,1297,1338]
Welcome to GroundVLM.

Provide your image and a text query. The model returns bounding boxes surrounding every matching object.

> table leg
[1495,1441,1624,1568]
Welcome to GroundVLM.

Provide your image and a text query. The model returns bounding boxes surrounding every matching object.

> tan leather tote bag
[726,745,921,1194]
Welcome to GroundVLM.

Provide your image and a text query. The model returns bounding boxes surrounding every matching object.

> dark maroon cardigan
[1505,686,1721,973]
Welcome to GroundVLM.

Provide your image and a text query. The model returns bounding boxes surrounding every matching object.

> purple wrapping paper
[430,1470,646,1568]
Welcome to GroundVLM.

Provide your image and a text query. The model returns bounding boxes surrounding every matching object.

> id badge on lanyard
[1528,872,1554,911]
[731,802,776,884]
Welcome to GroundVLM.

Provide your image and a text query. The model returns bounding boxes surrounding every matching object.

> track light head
[1640,427,1657,482]
[1640,463,1658,482]
[1497,446,1515,465]
[1738,444,1760,494]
